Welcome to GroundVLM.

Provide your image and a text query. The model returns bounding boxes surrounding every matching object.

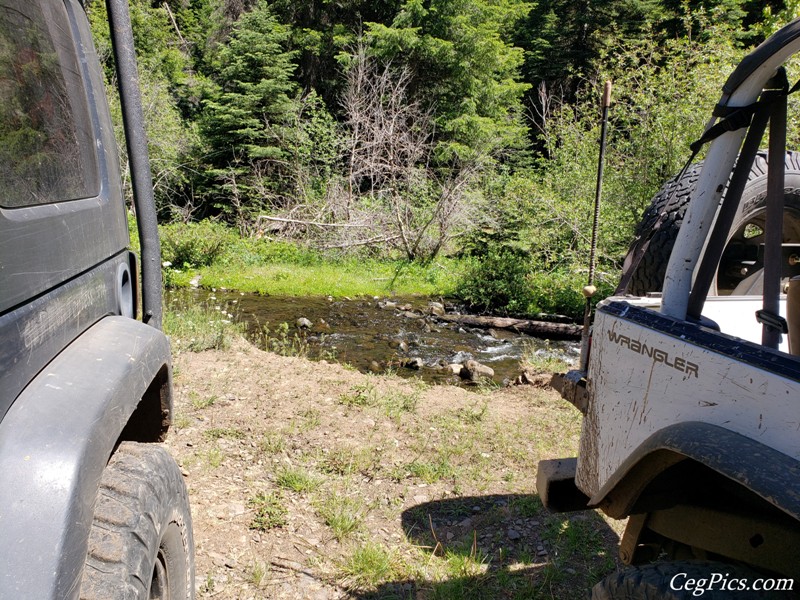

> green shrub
[248,491,288,531]
[527,270,585,320]
[454,250,536,316]
[160,221,236,268]
[454,253,615,320]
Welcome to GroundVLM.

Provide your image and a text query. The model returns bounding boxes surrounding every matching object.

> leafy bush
[455,252,615,320]
[160,220,236,268]
[455,251,536,316]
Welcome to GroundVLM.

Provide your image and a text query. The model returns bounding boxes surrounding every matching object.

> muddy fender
[591,421,800,521]
[0,317,172,600]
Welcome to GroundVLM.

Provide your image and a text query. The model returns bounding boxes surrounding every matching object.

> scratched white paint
[618,295,789,352]
[575,305,800,498]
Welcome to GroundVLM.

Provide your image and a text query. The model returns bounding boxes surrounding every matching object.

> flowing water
[170,289,579,385]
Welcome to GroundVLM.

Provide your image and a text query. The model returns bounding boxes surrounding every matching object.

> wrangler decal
[607,329,699,378]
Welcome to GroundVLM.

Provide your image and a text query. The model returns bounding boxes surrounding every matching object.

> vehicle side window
[0,0,98,208]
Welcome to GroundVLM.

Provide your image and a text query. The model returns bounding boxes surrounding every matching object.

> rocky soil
[163,338,622,599]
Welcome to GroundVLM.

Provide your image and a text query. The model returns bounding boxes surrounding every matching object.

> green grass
[339,382,420,421]
[201,446,225,468]
[163,301,244,352]
[406,458,455,484]
[248,491,288,531]
[168,246,465,298]
[339,383,377,408]
[521,342,575,374]
[248,561,269,587]
[260,430,287,454]
[320,446,381,477]
[293,408,322,432]
[540,513,616,582]
[189,392,217,410]
[204,427,245,441]
[317,495,365,540]
[340,542,405,590]
[276,466,321,493]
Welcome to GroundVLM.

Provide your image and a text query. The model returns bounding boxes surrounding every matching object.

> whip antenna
[580,80,612,371]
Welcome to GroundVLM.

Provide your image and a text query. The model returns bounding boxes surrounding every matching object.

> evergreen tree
[268,0,403,111]
[364,0,533,162]
[515,0,665,93]
[202,1,298,164]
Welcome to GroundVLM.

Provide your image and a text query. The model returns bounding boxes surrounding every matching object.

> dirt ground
[164,338,623,599]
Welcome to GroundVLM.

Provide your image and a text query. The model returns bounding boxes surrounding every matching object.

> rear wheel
[80,442,194,600]
[592,561,786,600]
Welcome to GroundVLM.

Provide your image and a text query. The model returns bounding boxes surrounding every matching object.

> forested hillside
[89,0,800,315]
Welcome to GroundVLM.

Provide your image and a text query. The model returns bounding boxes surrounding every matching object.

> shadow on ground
[352,493,622,600]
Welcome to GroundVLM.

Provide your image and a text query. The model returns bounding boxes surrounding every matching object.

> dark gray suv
[0,0,194,598]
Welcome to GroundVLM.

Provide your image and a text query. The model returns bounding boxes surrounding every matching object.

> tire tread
[80,442,193,600]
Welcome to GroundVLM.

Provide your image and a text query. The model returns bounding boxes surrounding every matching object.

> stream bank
[169,289,580,385]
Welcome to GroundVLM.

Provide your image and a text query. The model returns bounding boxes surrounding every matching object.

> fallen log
[437,314,581,340]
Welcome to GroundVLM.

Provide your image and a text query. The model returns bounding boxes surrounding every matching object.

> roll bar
[105,0,163,329]
[661,18,800,321]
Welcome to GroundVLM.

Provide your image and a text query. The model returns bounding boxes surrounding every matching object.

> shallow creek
[170,289,579,385]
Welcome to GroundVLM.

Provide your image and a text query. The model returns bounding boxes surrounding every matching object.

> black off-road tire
[624,163,701,296]
[624,151,800,296]
[80,442,195,600]
[592,561,794,600]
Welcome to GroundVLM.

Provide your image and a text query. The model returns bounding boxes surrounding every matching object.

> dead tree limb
[257,216,370,228]
[437,314,581,340]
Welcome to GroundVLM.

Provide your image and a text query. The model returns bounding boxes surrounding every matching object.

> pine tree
[202,1,298,164]
[364,0,533,162]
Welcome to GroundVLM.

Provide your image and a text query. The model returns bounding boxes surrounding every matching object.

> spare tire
[623,150,800,296]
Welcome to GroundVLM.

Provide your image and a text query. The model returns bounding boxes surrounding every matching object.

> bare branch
[256,215,370,228]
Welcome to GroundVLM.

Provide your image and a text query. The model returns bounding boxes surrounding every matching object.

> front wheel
[80,442,195,600]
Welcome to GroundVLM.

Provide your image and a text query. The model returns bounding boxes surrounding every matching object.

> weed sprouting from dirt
[340,542,405,591]
[339,383,377,407]
[340,382,419,419]
[407,457,455,484]
[293,408,322,432]
[276,466,321,494]
[457,401,489,424]
[248,561,269,587]
[172,413,191,429]
[321,446,380,477]
[259,430,287,454]
[204,427,245,441]
[382,389,419,420]
[202,446,224,468]
[248,491,288,531]
[190,391,217,410]
[317,495,365,540]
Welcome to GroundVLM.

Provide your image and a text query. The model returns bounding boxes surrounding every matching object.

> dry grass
[165,338,622,599]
